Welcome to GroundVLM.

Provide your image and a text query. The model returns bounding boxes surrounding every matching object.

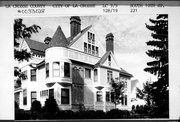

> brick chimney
[106,33,114,53]
[44,36,51,44]
[70,16,81,38]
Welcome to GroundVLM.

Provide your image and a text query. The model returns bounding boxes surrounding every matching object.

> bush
[31,100,41,112]
[31,100,42,119]
[15,109,31,120]
[15,101,19,110]
[42,97,59,113]
[106,109,130,119]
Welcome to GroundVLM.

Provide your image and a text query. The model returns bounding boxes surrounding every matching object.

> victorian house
[14,16,133,111]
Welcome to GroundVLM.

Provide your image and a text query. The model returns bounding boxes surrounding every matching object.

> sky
[22,15,157,87]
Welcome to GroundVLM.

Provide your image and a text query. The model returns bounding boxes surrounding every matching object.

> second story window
[85,68,91,79]
[64,62,70,78]
[107,71,113,83]
[46,63,49,78]
[30,69,36,81]
[22,70,28,80]
[94,69,98,82]
[53,62,60,77]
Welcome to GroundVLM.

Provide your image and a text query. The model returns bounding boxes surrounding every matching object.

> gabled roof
[95,51,133,77]
[48,26,69,48]
[120,68,133,77]
[95,51,111,66]
[68,25,92,47]
[25,38,48,55]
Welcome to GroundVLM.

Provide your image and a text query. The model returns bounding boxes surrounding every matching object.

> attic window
[95,47,99,56]
[88,44,91,54]
[92,45,95,55]
[84,42,87,53]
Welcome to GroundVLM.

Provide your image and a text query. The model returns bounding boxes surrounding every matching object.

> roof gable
[68,25,92,47]
[25,38,48,55]
[95,51,133,77]
[48,26,69,48]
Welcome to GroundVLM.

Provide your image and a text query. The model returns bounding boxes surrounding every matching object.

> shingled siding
[84,86,94,110]
[71,84,84,110]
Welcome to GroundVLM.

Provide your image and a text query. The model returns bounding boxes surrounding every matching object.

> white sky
[22,15,158,86]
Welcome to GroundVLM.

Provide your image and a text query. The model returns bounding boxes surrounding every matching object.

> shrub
[15,101,19,110]
[15,109,31,120]
[42,97,59,113]
[106,109,130,119]
[31,100,42,119]
[31,100,41,112]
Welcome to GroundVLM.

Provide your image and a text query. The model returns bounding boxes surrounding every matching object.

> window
[46,63,49,78]
[61,89,69,104]
[107,71,113,83]
[53,62,60,77]
[23,89,27,105]
[64,62,70,77]
[97,91,103,102]
[92,45,95,55]
[40,90,48,97]
[49,89,54,98]
[88,44,91,54]
[31,91,37,104]
[85,68,91,78]
[106,91,111,102]
[94,69,98,82]
[30,69,36,81]
[22,70,28,80]
[84,42,87,53]
[124,81,127,88]
[121,95,124,105]
[121,95,127,106]
[95,47,99,56]
[108,55,111,66]
[125,95,127,105]
[88,32,91,40]
[92,34,95,44]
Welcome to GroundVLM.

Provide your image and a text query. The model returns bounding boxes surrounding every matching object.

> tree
[110,79,125,109]
[136,81,154,115]
[136,81,154,107]
[144,14,168,117]
[14,18,41,87]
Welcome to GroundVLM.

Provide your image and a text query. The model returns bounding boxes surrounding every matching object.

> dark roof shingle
[48,26,69,48]
[25,38,48,54]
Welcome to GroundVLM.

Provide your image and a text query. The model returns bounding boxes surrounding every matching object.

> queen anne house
[14,16,133,111]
